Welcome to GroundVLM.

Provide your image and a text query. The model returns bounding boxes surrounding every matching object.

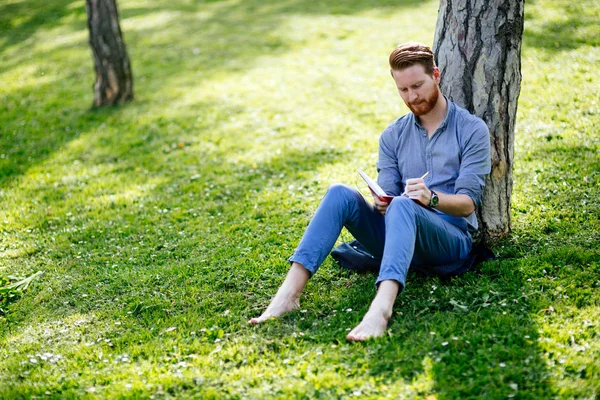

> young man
[249,42,491,341]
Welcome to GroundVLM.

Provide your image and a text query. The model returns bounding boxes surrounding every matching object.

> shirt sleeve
[454,119,491,208]
[376,125,403,196]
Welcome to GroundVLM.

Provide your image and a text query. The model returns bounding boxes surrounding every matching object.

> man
[249,42,491,341]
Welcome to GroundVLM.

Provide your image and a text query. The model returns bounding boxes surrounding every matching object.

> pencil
[402,171,430,196]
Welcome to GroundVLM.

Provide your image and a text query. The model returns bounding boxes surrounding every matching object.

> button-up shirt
[376,99,491,230]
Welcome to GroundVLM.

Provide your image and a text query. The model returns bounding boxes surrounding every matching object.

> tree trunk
[433,0,524,242]
[86,0,133,107]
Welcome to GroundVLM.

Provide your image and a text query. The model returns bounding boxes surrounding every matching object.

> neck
[418,92,447,136]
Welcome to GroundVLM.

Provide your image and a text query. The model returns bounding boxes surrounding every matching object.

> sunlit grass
[1,0,599,398]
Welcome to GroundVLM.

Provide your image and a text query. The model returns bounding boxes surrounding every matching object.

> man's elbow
[459,207,476,218]
[460,197,476,217]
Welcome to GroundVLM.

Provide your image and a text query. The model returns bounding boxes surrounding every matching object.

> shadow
[523,1,599,51]
[0,81,124,187]
[116,0,426,19]
[0,0,84,54]
[114,0,435,111]
[511,140,599,254]
[278,255,550,397]
[1,0,581,397]
[0,0,431,187]
[0,116,349,323]
[0,116,558,398]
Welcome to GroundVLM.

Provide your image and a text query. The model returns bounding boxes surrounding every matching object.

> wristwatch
[429,190,439,208]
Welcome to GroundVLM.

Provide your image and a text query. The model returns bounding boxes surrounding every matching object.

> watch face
[431,192,439,207]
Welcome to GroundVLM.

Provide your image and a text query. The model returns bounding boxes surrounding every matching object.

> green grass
[1,0,599,398]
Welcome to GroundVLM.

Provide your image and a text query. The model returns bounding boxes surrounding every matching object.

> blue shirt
[376,99,491,230]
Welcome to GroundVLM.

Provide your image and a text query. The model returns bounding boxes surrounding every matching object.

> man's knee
[386,196,421,222]
[325,183,359,203]
[388,195,418,213]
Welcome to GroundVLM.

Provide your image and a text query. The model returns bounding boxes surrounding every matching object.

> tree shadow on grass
[277,254,552,398]
[1,0,434,75]
[512,140,599,253]
[0,135,563,397]
[0,88,558,396]
[0,0,84,54]
[0,0,568,396]
[0,131,348,322]
[0,144,354,396]
[523,1,600,52]
[117,0,428,19]
[0,82,126,188]
[0,0,431,188]
[117,0,436,110]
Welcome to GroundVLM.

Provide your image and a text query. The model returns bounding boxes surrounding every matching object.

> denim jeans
[289,184,472,288]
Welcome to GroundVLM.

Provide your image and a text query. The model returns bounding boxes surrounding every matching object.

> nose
[408,90,419,103]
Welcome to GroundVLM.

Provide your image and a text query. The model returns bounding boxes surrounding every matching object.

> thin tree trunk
[433,0,524,242]
[86,0,133,107]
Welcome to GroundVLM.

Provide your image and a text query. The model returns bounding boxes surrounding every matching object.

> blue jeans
[289,184,472,288]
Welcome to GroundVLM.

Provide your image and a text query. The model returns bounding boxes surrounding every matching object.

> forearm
[403,178,477,218]
[434,192,475,217]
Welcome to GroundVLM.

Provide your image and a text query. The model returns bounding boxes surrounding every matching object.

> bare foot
[248,262,310,325]
[346,311,389,341]
[248,296,300,325]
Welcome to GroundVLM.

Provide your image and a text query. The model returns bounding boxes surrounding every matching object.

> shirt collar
[411,96,454,132]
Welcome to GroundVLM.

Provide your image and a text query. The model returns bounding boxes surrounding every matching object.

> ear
[432,67,441,84]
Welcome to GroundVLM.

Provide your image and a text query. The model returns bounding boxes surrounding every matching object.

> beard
[406,87,439,116]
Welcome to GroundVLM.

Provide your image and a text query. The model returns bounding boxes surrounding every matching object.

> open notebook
[358,169,394,204]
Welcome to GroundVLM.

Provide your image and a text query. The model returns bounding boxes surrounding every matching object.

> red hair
[389,42,436,75]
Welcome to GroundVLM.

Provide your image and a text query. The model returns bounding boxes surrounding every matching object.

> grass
[1,0,599,398]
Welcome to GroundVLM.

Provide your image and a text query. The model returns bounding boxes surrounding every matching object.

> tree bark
[86,0,133,107]
[433,0,524,242]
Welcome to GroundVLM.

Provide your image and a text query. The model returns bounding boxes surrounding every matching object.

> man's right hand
[373,195,391,215]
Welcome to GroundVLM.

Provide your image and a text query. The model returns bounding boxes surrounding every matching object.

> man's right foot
[248,297,300,325]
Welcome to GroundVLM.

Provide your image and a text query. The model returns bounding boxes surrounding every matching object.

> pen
[401,171,430,196]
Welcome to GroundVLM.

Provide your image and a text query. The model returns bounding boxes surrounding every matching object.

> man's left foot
[346,311,389,341]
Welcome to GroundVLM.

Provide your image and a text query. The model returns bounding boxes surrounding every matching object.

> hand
[404,177,431,206]
[373,194,390,215]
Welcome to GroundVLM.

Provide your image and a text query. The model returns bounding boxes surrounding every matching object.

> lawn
[1,0,599,398]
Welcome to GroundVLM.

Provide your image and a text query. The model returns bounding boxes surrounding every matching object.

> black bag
[330,240,495,278]
[330,240,381,273]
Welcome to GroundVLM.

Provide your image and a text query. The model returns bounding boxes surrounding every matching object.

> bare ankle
[278,263,310,298]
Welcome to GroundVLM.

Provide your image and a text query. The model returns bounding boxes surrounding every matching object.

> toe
[348,333,366,342]
[346,327,363,342]
[248,315,267,325]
